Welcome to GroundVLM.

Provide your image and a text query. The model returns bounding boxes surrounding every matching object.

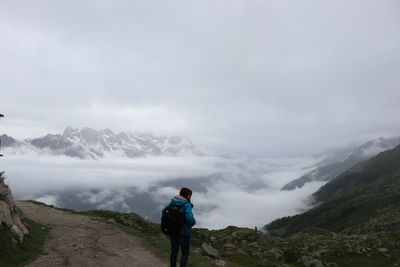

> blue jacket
[164,196,196,236]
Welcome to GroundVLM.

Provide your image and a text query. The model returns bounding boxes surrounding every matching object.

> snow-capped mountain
[1,127,203,159]
[281,136,400,190]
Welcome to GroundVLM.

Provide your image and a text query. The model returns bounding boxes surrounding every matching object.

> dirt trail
[17,201,168,267]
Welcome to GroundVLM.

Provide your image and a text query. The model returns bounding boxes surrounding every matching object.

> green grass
[0,218,49,266]
[26,200,82,215]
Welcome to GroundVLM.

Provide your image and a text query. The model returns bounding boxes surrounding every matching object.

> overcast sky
[1,0,400,157]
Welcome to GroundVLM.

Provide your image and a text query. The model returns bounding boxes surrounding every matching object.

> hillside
[4,200,399,267]
[281,137,400,190]
[267,144,400,236]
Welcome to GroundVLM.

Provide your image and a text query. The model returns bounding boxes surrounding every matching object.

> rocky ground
[16,201,167,267]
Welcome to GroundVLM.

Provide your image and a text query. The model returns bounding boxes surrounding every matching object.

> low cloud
[3,147,324,229]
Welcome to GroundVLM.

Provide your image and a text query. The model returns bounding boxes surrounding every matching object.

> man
[163,187,196,267]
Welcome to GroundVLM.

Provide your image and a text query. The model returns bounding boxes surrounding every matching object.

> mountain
[267,144,400,237]
[1,127,203,159]
[0,134,18,147]
[281,136,400,190]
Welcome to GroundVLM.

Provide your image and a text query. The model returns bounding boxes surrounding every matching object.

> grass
[0,218,49,267]
[27,200,82,215]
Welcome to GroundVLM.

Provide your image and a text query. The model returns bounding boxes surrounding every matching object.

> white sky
[1,0,400,157]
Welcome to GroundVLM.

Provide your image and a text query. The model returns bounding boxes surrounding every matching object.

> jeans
[170,234,190,267]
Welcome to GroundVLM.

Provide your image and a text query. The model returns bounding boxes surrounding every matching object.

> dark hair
[179,187,192,200]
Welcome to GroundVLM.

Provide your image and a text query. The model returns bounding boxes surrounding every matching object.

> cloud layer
[2,148,323,229]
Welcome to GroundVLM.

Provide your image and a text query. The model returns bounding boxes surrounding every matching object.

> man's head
[179,187,192,201]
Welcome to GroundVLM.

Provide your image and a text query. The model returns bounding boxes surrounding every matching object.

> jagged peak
[6,126,202,159]
[63,126,80,137]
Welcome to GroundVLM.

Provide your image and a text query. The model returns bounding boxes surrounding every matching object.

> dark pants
[170,234,190,267]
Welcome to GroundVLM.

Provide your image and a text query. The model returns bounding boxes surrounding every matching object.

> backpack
[161,204,185,235]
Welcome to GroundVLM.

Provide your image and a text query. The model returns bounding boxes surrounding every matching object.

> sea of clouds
[1,147,326,229]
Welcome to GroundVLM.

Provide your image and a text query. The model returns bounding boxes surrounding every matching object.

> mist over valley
[1,127,399,229]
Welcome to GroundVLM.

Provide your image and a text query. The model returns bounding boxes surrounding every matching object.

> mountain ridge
[1,127,203,159]
[281,136,400,190]
[267,144,400,237]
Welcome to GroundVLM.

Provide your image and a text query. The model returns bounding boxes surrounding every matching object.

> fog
[2,148,323,229]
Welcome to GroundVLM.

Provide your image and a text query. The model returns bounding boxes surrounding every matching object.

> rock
[299,255,311,266]
[11,224,23,242]
[311,250,321,258]
[377,247,389,253]
[192,247,203,254]
[220,235,233,243]
[13,217,29,235]
[0,200,14,227]
[15,206,24,219]
[195,228,210,238]
[241,240,247,246]
[201,243,220,258]
[326,263,338,267]
[0,176,29,242]
[222,247,247,256]
[299,256,325,267]
[264,248,283,260]
[251,251,260,256]
[312,259,324,267]
[107,218,116,223]
[248,241,259,247]
[214,259,229,266]
[210,236,217,242]
[0,183,14,206]
[223,243,236,249]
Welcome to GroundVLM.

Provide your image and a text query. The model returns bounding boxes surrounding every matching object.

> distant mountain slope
[267,144,400,237]
[281,137,400,190]
[0,134,18,147]
[1,127,203,159]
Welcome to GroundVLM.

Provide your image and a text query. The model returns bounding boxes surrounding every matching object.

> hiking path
[17,201,168,267]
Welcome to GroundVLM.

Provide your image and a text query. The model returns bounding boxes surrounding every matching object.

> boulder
[299,256,324,267]
[0,177,29,241]
[201,243,220,258]
[223,243,236,249]
[0,184,14,206]
[214,259,229,266]
[11,224,23,242]
[222,247,247,257]
[377,247,389,253]
[264,248,283,260]
[13,217,29,235]
[0,200,13,227]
